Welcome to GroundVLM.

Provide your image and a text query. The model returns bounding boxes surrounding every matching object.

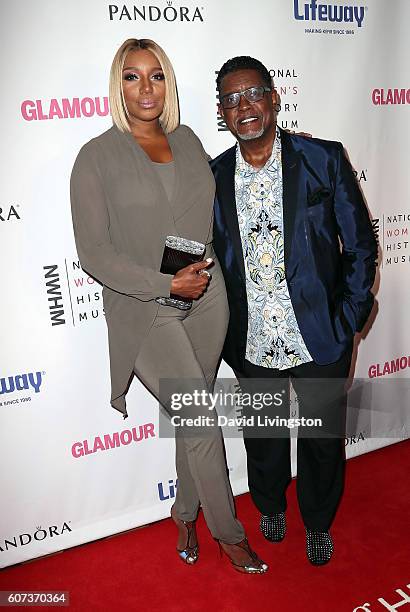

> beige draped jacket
[70,124,215,417]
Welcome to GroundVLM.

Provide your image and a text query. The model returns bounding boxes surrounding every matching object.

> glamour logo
[293,0,366,27]
[108,2,204,21]
[0,205,21,221]
[0,523,72,552]
[158,478,178,501]
[372,89,410,105]
[44,265,66,326]
[368,355,410,378]
[21,97,110,121]
[71,423,155,458]
[0,372,43,395]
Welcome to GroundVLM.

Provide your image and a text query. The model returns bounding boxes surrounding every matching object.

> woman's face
[122,49,166,126]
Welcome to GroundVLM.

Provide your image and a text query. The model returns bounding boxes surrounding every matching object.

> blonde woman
[70,38,267,573]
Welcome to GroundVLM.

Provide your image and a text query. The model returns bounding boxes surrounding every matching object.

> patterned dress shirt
[234,128,312,369]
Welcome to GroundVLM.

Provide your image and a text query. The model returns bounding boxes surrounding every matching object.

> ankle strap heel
[171,505,199,565]
[217,538,268,574]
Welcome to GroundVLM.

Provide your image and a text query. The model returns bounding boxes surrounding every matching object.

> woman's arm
[70,147,172,301]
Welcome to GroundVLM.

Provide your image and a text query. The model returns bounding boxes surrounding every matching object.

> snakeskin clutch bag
[156,236,205,310]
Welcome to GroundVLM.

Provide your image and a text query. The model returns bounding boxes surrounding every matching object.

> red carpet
[1,440,409,611]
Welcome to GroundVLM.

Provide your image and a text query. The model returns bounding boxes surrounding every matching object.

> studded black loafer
[260,513,286,543]
[306,529,334,565]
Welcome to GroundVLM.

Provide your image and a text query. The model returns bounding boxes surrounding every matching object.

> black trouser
[235,346,352,531]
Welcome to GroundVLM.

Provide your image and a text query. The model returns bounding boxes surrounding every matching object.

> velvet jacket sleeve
[333,143,378,332]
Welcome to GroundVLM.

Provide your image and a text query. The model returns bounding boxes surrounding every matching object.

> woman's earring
[274,103,281,113]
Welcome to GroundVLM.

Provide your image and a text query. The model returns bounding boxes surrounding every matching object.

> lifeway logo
[0,371,45,406]
[158,478,178,501]
[108,2,205,21]
[293,0,366,29]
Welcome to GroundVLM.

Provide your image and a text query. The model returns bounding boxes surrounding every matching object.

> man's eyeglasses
[219,86,272,109]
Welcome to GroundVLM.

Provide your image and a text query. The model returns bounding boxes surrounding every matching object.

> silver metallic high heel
[171,505,199,565]
[218,538,268,574]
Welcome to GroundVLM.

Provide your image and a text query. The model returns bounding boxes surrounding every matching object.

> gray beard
[237,126,265,141]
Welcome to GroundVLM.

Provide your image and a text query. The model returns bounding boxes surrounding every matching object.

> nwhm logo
[44,265,66,326]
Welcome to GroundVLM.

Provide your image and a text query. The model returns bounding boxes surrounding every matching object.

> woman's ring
[198,270,211,279]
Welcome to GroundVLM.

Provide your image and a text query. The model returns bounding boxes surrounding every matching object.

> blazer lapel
[215,146,246,280]
[216,131,302,280]
[280,128,301,271]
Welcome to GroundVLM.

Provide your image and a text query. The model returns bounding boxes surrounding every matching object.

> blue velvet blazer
[211,128,378,372]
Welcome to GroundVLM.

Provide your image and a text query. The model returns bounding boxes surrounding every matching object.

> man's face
[218,69,278,142]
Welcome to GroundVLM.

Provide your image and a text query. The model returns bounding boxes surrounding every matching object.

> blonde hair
[109,38,179,133]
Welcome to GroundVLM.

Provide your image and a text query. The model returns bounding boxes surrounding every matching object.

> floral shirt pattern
[234,129,312,369]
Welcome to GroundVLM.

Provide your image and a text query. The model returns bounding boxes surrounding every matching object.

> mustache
[235,113,262,126]
[234,113,264,130]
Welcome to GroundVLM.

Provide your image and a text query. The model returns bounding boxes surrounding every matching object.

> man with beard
[212,56,377,565]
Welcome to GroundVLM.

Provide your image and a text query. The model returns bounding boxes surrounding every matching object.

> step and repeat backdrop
[1,0,409,567]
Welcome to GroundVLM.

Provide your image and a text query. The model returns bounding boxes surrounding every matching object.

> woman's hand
[171,259,213,299]
[286,130,312,138]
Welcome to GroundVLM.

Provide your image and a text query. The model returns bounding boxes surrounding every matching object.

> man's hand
[170,259,213,299]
